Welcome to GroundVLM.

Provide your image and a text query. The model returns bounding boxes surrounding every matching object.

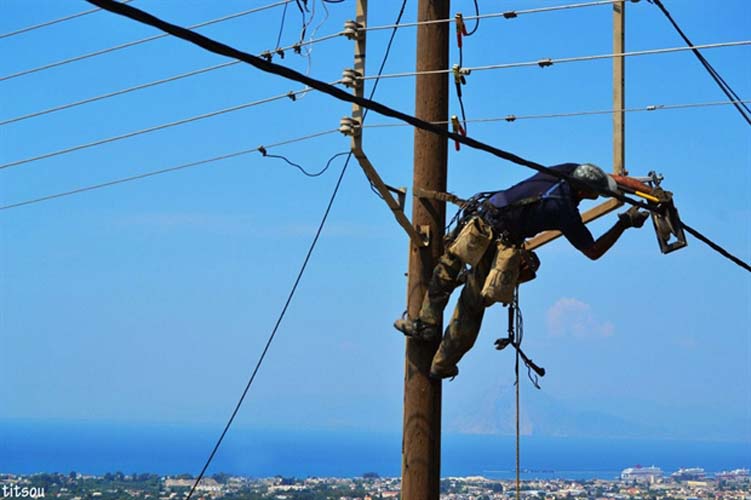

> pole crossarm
[351,143,429,247]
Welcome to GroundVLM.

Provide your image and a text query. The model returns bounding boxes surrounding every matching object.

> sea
[1,421,749,480]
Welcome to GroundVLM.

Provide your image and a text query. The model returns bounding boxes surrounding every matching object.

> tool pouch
[447,215,493,267]
[518,249,540,284]
[481,242,521,306]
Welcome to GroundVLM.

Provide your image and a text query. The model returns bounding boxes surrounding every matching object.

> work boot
[429,365,459,381]
[393,316,440,342]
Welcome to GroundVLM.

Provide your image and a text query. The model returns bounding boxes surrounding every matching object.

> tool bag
[481,242,521,306]
[518,249,540,283]
[447,215,494,266]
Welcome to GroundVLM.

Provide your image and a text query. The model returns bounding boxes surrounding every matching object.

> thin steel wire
[0,61,239,126]
[360,40,751,80]
[1,28,344,127]
[0,0,292,83]
[0,82,345,170]
[0,0,135,40]
[359,99,751,129]
[363,0,629,32]
[0,128,339,211]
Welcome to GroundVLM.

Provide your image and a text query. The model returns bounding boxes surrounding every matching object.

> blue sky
[1,0,749,449]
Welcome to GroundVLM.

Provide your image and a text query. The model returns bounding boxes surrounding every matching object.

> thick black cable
[183,151,349,500]
[681,222,751,273]
[180,4,409,498]
[87,0,751,271]
[263,150,349,177]
[647,0,751,126]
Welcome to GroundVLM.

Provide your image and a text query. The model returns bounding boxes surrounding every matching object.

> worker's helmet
[571,163,618,196]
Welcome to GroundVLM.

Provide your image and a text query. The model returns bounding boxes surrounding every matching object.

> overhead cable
[1,26,345,128]
[0,61,239,127]
[361,100,751,128]
[0,0,291,83]
[182,1,409,498]
[360,40,751,80]
[647,0,751,126]
[87,0,751,272]
[681,223,751,273]
[0,128,339,211]
[186,151,349,500]
[363,0,633,32]
[0,83,344,170]
[0,0,134,40]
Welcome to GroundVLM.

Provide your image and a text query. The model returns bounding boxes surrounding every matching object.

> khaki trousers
[417,247,496,374]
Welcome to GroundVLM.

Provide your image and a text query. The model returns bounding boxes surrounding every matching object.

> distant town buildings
[1,467,748,500]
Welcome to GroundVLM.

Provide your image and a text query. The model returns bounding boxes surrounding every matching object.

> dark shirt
[486,163,595,251]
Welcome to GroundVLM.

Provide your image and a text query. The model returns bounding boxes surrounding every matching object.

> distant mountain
[444,380,668,438]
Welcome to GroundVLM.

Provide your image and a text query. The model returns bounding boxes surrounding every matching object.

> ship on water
[621,465,663,483]
[671,468,706,481]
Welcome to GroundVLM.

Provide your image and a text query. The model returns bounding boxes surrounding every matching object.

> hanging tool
[612,172,688,254]
[450,115,466,151]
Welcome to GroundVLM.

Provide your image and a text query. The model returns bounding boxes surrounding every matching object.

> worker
[394,163,649,380]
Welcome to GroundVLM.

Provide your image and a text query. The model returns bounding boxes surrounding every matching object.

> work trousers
[418,246,497,373]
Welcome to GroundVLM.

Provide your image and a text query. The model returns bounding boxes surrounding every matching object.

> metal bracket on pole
[341,0,429,248]
[348,133,429,247]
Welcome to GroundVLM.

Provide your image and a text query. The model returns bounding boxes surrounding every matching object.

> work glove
[618,206,649,228]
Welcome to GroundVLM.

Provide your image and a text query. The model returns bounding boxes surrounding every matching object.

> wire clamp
[287,91,297,102]
[339,116,360,136]
[341,68,362,88]
[537,58,553,68]
[343,20,363,40]
[503,10,518,19]
[451,115,466,151]
[504,114,517,122]
[455,12,468,49]
[260,50,273,62]
[275,47,285,59]
[292,42,302,55]
[258,145,268,157]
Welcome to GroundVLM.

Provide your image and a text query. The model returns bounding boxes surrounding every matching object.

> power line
[0,1,291,83]
[0,128,339,211]
[360,40,751,80]
[182,1,409,498]
[185,149,351,500]
[363,0,632,32]
[0,0,135,40]
[9,96,738,209]
[1,26,344,127]
[0,61,239,127]
[681,222,751,273]
[0,83,343,170]
[362,100,751,128]
[647,0,751,126]
[87,0,750,274]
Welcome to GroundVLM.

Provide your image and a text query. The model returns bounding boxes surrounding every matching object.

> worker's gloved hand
[618,206,649,228]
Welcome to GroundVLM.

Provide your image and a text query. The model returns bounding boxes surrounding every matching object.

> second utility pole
[402,1,449,500]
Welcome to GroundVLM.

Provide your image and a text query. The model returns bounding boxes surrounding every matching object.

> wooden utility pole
[613,1,625,175]
[402,1,449,500]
